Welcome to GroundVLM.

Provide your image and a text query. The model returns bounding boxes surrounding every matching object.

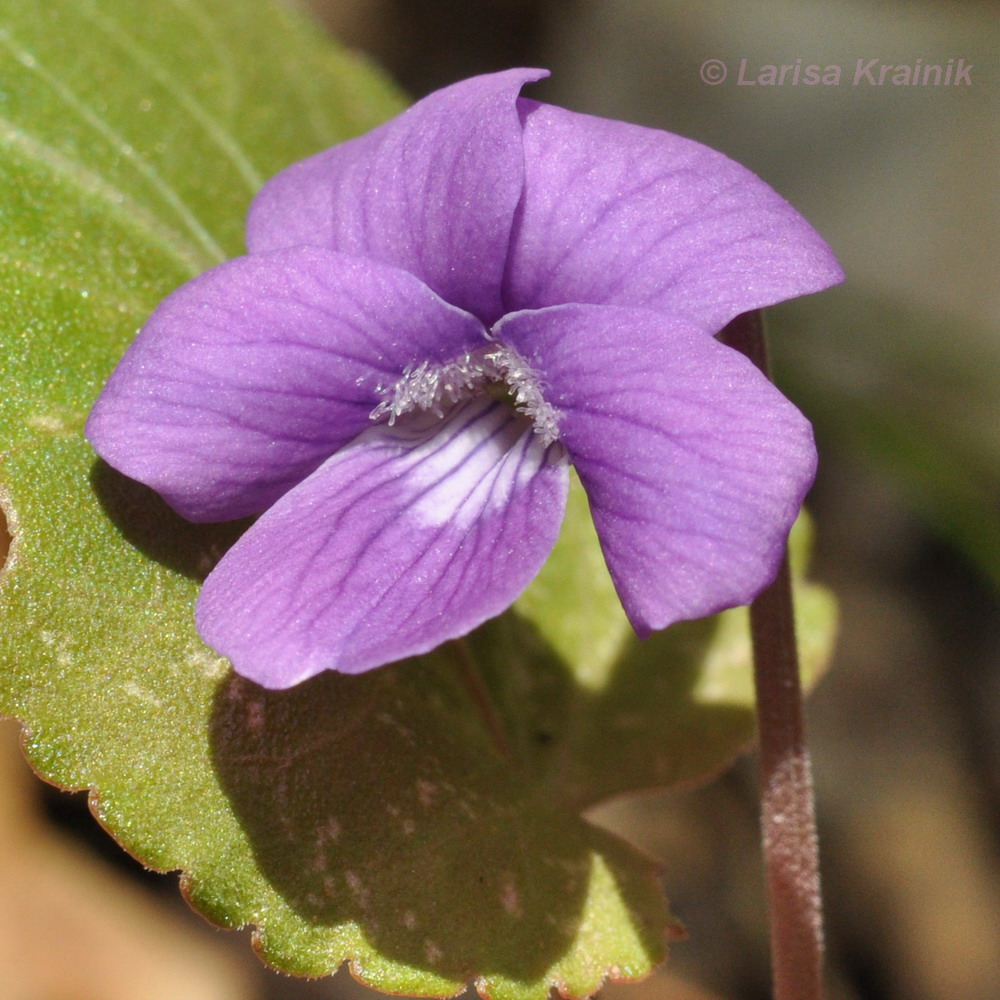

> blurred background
[2,0,997,997]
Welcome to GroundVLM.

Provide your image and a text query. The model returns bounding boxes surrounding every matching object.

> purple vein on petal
[196,397,568,686]
[498,303,816,633]
[86,246,488,522]
[505,99,843,328]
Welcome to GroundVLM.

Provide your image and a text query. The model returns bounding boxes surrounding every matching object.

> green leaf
[477,485,833,811]
[0,3,837,997]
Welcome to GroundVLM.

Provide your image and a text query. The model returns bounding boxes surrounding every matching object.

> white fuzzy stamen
[371,345,560,446]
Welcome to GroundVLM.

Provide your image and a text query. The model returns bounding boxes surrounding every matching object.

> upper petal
[497,304,817,634]
[86,246,486,522]
[504,100,843,330]
[246,68,548,325]
[196,398,569,686]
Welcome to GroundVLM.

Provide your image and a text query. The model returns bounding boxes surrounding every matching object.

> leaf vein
[73,0,265,193]
[0,115,210,276]
[0,25,227,265]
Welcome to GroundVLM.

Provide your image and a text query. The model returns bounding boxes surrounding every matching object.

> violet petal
[505,100,844,330]
[86,247,487,522]
[497,303,817,634]
[196,398,568,686]
[246,69,548,325]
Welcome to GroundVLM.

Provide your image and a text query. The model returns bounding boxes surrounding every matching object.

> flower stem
[721,311,825,1000]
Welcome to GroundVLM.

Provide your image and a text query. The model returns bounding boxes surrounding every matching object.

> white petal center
[373,398,560,529]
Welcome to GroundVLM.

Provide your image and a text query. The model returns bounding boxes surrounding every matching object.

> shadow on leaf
[467,611,759,811]
[209,634,670,986]
[90,459,252,580]
[91,448,766,986]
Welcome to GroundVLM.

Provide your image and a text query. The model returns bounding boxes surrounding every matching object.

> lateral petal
[247,68,548,325]
[86,247,487,521]
[497,304,816,634]
[505,100,843,330]
[196,398,568,686]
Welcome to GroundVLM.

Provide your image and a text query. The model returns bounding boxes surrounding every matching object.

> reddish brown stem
[721,311,825,1000]
[750,557,824,1000]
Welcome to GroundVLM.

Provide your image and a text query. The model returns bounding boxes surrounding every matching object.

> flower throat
[371,343,560,446]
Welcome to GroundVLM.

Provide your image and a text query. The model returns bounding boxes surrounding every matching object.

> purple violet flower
[86,69,843,689]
